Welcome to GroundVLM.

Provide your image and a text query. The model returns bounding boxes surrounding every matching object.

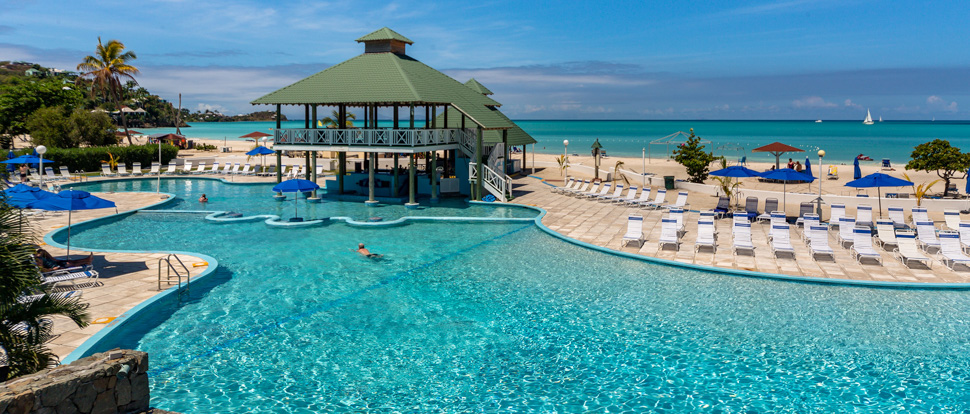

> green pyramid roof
[464,78,494,95]
[356,27,413,44]
[251,52,513,130]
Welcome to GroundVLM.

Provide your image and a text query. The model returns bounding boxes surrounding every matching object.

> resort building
[252,27,535,204]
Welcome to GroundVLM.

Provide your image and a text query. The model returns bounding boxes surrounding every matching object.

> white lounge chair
[149,162,161,175]
[575,181,599,197]
[658,218,680,250]
[230,163,242,175]
[850,227,882,265]
[100,163,117,177]
[808,225,835,261]
[958,222,970,253]
[44,167,59,182]
[756,198,778,223]
[241,163,254,175]
[944,210,962,231]
[18,290,83,304]
[565,180,590,196]
[162,161,177,174]
[770,224,796,258]
[887,206,908,229]
[915,220,941,253]
[181,160,193,174]
[668,208,687,233]
[552,178,575,193]
[799,214,820,243]
[829,204,847,227]
[874,219,898,251]
[695,219,716,252]
[856,204,873,227]
[131,162,143,176]
[207,162,220,174]
[910,207,930,228]
[837,217,856,247]
[585,183,611,199]
[58,167,74,181]
[627,187,651,206]
[613,186,639,204]
[622,215,645,247]
[894,232,932,268]
[315,164,324,176]
[193,161,207,174]
[597,184,625,202]
[732,222,755,255]
[40,266,99,289]
[117,164,129,176]
[939,231,970,270]
[641,189,667,209]
[663,191,689,210]
[220,163,233,174]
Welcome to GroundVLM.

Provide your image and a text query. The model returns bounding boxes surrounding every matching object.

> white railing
[469,162,512,202]
[275,128,474,147]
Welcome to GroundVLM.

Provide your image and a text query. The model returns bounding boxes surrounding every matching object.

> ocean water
[65,178,970,412]
[140,120,970,166]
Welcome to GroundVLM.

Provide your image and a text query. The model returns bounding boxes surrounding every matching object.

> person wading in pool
[357,243,382,258]
[199,194,208,203]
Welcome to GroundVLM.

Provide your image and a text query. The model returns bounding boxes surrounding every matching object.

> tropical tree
[711,158,742,205]
[320,110,356,128]
[672,128,717,183]
[905,139,970,197]
[77,37,139,145]
[0,199,89,379]
[903,173,941,207]
[556,154,568,177]
[613,160,630,186]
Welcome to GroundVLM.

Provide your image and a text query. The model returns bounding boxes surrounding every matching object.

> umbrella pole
[878,188,883,218]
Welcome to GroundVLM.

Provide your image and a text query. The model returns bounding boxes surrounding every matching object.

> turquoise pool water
[65,180,970,412]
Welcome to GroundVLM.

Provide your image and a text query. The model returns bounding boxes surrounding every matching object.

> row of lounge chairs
[97,161,319,178]
[552,178,691,210]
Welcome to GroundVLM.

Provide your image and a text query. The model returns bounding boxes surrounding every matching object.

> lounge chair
[658,218,680,250]
[40,266,99,289]
[621,215,645,247]
[149,162,161,175]
[315,164,324,176]
[794,202,814,227]
[798,214,820,242]
[552,178,576,193]
[695,219,717,252]
[613,186,639,204]
[808,225,835,261]
[829,204,846,227]
[756,198,778,223]
[874,219,898,250]
[770,224,796,258]
[770,211,787,227]
[193,161,207,174]
[837,217,857,247]
[230,163,242,175]
[944,210,962,231]
[915,220,941,253]
[959,222,970,253]
[712,196,730,219]
[565,180,589,196]
[850,227,883,265]
[732,222,755,255]
[856,204,874,227]
[100,163,117,177]
[18,290,83,304]
[627,187,651,206]
[888,206,908,229]
[207,162,220,174]
[734,196,759,221]
[162,161,177,174]
[241,164,254,175]
[43,167,59,182]
[181,160,193,174]
[258,166,276,177]
[58,167,74,181]
[939,231,970,270]
[881,158,892,170]
[220,163,233,174]
[894,232,932,268]
[585,183,611,199]
[663,191,689,210]
[131,162,143,176]
[597,184,625,202]
[117,164,129,176]
[640,189,667,209]
[910,207,930,228]
[827,165,838,180]
[574,181,599,197]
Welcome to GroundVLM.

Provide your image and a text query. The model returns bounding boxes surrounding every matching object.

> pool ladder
[158,254,191,292]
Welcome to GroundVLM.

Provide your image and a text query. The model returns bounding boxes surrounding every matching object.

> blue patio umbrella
[758,168,815,213]
[804,157,812,178]
[846,173,913,218]
[853,157,862,180]
[709,165,761,178]
[272,179,320,220]
[28,190,117,257]
[247,146,276,174]
[966,168,970,195]
[2,183,55,208]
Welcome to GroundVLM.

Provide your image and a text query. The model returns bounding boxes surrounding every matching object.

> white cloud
[843,99,862,109]
[927,95,959,112]
[792,96,837,108]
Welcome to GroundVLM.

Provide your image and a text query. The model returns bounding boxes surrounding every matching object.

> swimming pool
[63,179,970,412]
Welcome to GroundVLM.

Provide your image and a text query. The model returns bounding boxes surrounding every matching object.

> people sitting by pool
[199,194,208,203]
[34,248,93,271]
[357,243,382,258]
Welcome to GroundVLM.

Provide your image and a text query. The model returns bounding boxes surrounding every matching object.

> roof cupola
[356,27,414,55]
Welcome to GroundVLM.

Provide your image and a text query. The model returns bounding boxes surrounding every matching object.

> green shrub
[35,144,179,173]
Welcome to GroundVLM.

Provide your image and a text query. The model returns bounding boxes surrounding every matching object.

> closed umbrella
[757,168,815,213]
[853,157,862,180]
[965,168,970,195]
[5,150,14,173]
[272,179,320,221]
[27,190,116,257]
[845,173,913,218]
[804,157,812,178]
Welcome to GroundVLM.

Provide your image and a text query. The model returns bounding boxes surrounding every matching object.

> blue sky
[2,0,968,120]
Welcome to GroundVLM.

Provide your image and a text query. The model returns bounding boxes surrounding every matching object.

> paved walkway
[512,175,970,285]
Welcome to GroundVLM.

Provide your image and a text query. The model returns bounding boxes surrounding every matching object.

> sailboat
[878,116,883,122]
[863,109,874,125]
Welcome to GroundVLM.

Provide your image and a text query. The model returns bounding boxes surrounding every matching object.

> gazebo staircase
[457,131,512,201]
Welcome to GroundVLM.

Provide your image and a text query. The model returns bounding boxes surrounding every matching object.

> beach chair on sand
[658,218,680,251]
[856,205,874,227]
[940,231,970,270]
[732,222,755,255]
[622,215,645,247]
[910,207,930,228]
[837,217,856,247]
[894,232,931,268]
[881,159,893,170]
[663,191,690,210]
[614,186,639,204]
[851,227,882,265]
[149,162,160,175]
[100,163,117,177]
[915,220,941,253]
[808,225,835,261]
[827,165,838,180]
[695,219,717,252]
[131,162,143,176]
[829,204,846,227]
[756,198,778,223]
[770,224,796,258]
[888,207,908,229]
[641,189,667,209]
[627,187,651,206]
[162,161,177,174]
[713,196,730,218]
[597,184,624,202]
[193,162,207,174]
[874,219,898,250]
[945,210,962,231]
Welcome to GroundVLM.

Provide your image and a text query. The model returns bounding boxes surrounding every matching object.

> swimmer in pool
[357,243,382,258]
[199,194,208,203]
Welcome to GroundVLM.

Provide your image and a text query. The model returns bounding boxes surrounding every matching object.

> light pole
[815,150,825,217]
[36,145,46,188]
[261,137,269,173]
[157,136,162,193]
[563,139,569,180]
[642,147,646,187]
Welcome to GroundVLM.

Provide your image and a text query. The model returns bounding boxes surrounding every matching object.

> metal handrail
[157,254,191,291]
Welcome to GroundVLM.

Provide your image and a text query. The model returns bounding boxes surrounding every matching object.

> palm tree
[319,110,356,128]
[613,160,630,186]
[77,37,139,145]
[0,199,89,379]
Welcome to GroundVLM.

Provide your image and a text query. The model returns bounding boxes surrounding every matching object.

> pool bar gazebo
[251,28,535,204]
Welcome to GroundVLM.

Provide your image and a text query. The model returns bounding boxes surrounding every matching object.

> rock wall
[0,349,150,414]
